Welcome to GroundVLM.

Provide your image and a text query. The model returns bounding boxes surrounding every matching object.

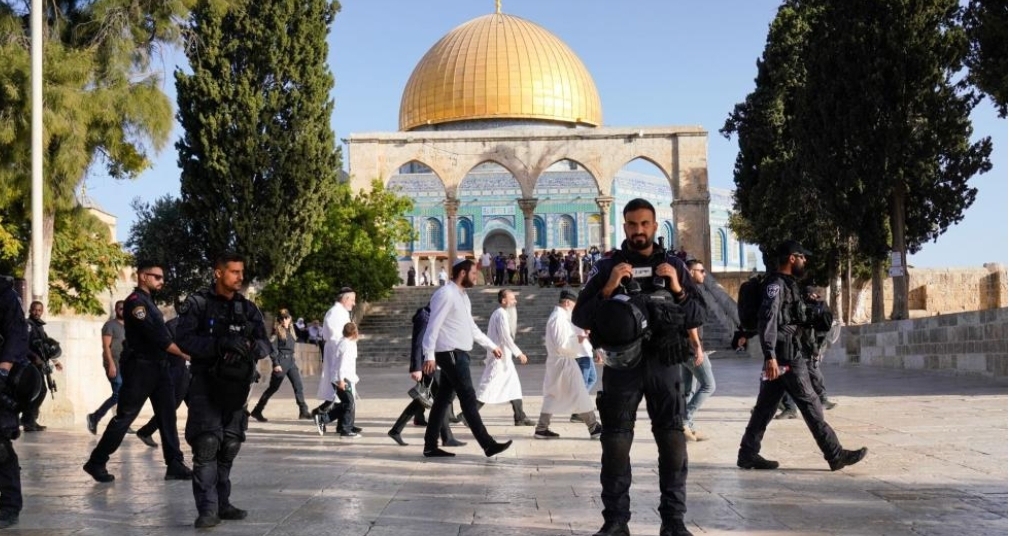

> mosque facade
[347,7,756,279]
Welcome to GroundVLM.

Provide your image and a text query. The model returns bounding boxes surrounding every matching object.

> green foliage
[720,0,843,283]
[962,0,1008,117]
[127,195,211,304]
[0,0,188,294]
[176,0,342,285]
[724,0,993,288]
[796,0,992,256]
[48,207,133,315]
[260,180,414,321]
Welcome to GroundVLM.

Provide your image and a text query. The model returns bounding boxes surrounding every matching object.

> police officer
[573,198,705,536]
[737,240,867,472]
[0,276,41,528]
[83,260,193,483]
[776,286,837,419]
[23,300,61,432]
[174,253,271,529]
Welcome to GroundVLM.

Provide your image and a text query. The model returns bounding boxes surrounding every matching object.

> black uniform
[251,326,309,419]
[738,273,843,463]
[22,316,51,429]
[572,241,705,529]
[0,277,29,521]
[174,288,269,519]
[782,299,832,412]
[85,288,188,478]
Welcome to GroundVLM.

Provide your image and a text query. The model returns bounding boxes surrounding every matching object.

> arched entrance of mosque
[482,229,517,257]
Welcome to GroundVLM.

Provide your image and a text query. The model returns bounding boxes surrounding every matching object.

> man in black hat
[573,198,706,536]
[737,240,867,472]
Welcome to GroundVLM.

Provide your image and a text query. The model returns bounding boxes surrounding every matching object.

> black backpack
[737,273,768,332]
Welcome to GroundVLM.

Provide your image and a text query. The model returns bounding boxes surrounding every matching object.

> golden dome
[399,12,602,131]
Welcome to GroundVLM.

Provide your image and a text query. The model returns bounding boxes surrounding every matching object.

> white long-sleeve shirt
[423,281,497,362]
[545,306,585,359]
[333,338,358,384]
[322,303,351,347]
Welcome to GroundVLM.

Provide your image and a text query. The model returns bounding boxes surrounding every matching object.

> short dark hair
[451,259,475,279]
[29,300,43,309]
[497,289,511,304]
[136,259,161,273]
[686,259,704,270]
[622,198,656,218]
[214,252,245,269]
[114,300,125,308]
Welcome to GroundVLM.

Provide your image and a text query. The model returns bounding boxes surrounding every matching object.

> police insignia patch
[766,285,781,299]
[132,306,147,320]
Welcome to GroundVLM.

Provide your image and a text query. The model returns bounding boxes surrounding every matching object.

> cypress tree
[176,0,342,283]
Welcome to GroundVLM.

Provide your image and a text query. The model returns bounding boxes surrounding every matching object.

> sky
[84,0,1008,269]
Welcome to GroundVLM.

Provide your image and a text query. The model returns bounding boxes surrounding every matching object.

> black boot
[511,399,534,426]
[250,402,268,422]
[297,402,312,420]
[593,520,630,536]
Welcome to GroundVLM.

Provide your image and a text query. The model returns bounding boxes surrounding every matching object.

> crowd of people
[0,199,864,535]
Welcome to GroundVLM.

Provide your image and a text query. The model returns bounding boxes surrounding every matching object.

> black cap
[774,240,812,257]
[559,289,578,302]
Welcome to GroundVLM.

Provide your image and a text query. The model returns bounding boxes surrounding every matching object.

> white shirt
[422,281,497,362]
[333,338,358,384]
[574,325,593,357]
[481,253,492,267]
[322,303,351,347]
[545,306,584,359]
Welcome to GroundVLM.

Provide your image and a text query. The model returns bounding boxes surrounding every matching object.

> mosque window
[587,214,601,249]
[426,217,444,251]
[663,221,675,251]
[712,229,727,266]
[558,215,576,248]
[457,218,473,251]
[533,216,546,249]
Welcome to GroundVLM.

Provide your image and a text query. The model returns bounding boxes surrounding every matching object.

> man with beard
[573,198,704,536]
[86,301,126,434]
[737,240,867,472]
[470,289,534,426]
[420,259,512,458]
[83,260,193,483]
[22,301,62,432]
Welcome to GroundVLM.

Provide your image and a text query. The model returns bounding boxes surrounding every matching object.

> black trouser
[20,363,46,426]
[740,358,843,462]
[138,362,190,438]
[0,410,21,513]
[253,356,307,411]
[424,350,494,451]
[782,358,828,412]
[335,382,355,433]
[185,371,249,516]
[390,372,456,443]
[87,357,184,467]
[597,358,688,525]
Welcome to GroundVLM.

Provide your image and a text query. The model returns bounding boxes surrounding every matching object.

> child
[314,322,360,437]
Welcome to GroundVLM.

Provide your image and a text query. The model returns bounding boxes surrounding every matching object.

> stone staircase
[357,285,563,365]
[357,281,743,366]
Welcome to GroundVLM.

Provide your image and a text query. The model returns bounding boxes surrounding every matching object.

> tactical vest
[189,291,258,411]
[612,251,689,366]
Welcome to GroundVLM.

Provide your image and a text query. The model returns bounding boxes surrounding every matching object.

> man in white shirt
[315,287,354,406]
[480,251,493,285]
[535,290,601,439]
[421,259,513,459]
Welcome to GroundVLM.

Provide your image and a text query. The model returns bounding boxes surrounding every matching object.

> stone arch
[386,159,447,203]
[456,160,522,200]
[384,157,451,192]
[482,228,518,257]
[611,157,675,249]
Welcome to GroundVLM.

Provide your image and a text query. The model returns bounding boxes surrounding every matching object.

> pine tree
[176,0,342,284]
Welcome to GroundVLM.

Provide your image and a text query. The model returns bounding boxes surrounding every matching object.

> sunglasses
[143,273,164,281]
[691,268,706,274]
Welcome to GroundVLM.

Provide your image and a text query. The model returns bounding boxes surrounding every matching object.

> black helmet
[591,294,649,369]
[8,362,43,408]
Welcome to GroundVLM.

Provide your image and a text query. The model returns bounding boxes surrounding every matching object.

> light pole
[31,0,44,302]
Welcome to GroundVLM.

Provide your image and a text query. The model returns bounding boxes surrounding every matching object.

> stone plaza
[10,355,1007,535]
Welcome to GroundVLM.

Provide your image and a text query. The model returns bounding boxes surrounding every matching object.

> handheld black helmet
[8,361,43,409]
[590,294,649,369]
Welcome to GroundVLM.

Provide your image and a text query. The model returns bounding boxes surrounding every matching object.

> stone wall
[37,316,327,428]
[823,308,1008,381]
[713,264,1008,322]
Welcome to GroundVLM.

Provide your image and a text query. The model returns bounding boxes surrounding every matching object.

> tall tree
[796,0,993,320]
[0,1,190,304]
[259,180,413,321]
[721,0,845,288]
[176,0,341,284]
[127,196,210,304]
[962,0,1008,117]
